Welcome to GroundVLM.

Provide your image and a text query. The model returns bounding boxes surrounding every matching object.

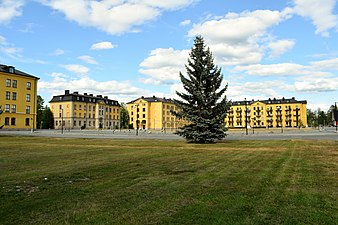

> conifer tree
[172,36,230,143]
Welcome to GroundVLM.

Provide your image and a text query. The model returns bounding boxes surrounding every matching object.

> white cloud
[293,0,338,37]
[0,0,25,24]
[139,48,189,84]
[294,77,338,92]
[268,39,295,58]
[233,63,333,77]
[0,35,7,45]
[310,58,338,70]
[188,9,292,66]
[78,55,98,65]
[51,48,65,56]
[90,41,116,50]
[39,73,148,101]
[63,64,89,76]
[38,0,195,35]
[180,19,191,26]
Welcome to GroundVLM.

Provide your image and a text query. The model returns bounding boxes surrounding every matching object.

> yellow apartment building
[0,64,39,129]
[225,97,307,128]
[50,90,120,130]
[126,96,185,131]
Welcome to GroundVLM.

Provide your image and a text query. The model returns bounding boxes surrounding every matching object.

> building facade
[0,64,39,129]
[225,97,307,128]
[126,96,185,131]
[50,90,120,130]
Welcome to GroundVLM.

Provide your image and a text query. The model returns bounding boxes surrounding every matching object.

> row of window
[58,104,119,113]
[4,117,31,126]
[3,104,31,113]
[55,120,119,127]
[5,92,30,101]
[6,79,31,90]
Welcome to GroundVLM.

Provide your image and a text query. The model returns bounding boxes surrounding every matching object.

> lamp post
[61,107,64,134]
[245,98,248,135]
[335,102,338,132]
[135,104,139,136]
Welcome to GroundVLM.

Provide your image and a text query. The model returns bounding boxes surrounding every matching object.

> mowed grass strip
[0,136,337,225]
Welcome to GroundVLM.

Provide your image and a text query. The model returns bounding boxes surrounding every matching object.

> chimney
[104,96,108,99]
[89,94,93,96]
[65,90,70,95]
[73,91,79,94]
[84,93,87,96]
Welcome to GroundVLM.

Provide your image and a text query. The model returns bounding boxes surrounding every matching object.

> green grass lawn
[0,136,337,225]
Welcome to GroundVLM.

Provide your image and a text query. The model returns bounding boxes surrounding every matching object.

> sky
[0,0,338,111]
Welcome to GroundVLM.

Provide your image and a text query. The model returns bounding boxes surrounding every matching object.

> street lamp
[135,104,139,136]
[335,102,338,132]
[244,98,248,135]
[61,107,64,134]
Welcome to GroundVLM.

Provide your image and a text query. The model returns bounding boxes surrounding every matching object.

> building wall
[50,100,120,130]
[226,100,307,128]
[0,72,38,129]
[127,97,185,130]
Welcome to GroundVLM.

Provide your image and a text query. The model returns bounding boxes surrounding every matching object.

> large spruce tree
[172,36,230,143]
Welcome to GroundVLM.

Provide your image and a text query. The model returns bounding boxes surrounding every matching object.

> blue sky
[1,0,338,111]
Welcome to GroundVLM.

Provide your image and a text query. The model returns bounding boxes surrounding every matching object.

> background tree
[172,36,230,143]
[119,103,129,129]
[36,95,44,128]
[41,106,54,129]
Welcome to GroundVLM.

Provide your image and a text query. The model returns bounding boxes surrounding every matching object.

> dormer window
[8,67,15,73]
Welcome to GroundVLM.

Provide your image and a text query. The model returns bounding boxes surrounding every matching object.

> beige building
[126,96,185,131]
[225,97,307,128]
[0,64,39,129]
[50,90,120,130]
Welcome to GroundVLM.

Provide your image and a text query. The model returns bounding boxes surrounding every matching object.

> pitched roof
[0,64,39,79]
[127,96,175,104]
[49,90,120,106]
[231,97,307,106]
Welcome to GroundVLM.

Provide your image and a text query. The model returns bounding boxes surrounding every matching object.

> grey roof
[127,96,175,104]
[0,64,39,79]
[231,97,307,106]
[50,90,120,106]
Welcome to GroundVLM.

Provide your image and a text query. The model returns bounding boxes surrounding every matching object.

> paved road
[0,128,337,141]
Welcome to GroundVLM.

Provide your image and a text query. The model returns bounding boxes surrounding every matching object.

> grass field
[0,136,337,225]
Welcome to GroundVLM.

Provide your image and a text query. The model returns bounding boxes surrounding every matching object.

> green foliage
[307,106,334,127]
[36,95,44,128]
[120,103,129,129]
[41,106,54,129]
[173,36,230,143]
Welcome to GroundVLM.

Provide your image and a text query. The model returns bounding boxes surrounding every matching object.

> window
[79,121,81,126]
[74,104,76,110]
[5,104,10,112]
[56,121,58,126]
[11,118,16,126]
[26,82,31,90]
[5,117,9,125]
[12,80,17,88]
[25,118,30,126]
[12,92,16,100]
[73,121,76,126]
[89,121,91,126]
[26,94,31,102]
[6,79,11,87]
[26,106,30,114]
[11,105,16,113]
[6,92,10,100]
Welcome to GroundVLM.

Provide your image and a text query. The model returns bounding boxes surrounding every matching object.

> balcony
[236,108,242,112]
